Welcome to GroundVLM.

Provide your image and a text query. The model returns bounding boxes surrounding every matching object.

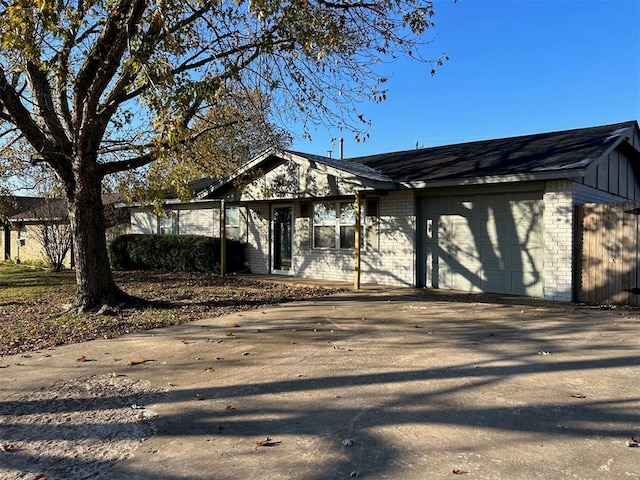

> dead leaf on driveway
[0,443,16,452]
[570,393,587,399]
[452,468,468,475]
[128,357,153,366]
[255,437,280,449]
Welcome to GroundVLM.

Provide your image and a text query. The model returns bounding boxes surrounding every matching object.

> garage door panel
[482,269,506,290]
[423,191,544,297]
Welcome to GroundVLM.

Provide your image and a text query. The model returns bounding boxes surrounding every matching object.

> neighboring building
[1,194,129,268]
[128,121,640,301]
[0,196,49,263]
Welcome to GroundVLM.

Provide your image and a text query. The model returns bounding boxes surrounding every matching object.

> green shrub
[109,234,247,273]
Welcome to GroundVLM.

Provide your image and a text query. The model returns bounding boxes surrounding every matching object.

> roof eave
[401,170,586,189]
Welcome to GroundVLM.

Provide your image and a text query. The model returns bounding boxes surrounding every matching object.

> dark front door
[273,206,292,273]
[4,224,10,260]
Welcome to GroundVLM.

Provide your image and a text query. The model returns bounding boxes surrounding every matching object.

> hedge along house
[128,120,640,301]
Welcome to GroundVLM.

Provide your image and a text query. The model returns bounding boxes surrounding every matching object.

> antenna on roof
[327,150,332,158]
[339,138,344,159]
[415,140,419,149]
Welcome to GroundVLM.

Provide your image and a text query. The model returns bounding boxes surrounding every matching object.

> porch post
[354,192,362,289]
[220,200,226,275]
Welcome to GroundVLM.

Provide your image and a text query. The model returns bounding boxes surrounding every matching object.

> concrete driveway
[1,287,640,479]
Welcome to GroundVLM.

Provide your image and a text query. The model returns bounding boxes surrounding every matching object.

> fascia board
[400,170,586,189]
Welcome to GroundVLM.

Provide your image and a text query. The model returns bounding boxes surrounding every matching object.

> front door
[272,206,292,274]
[4,224,10,260]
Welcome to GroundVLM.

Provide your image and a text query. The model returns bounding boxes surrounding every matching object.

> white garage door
[422,192,544,297]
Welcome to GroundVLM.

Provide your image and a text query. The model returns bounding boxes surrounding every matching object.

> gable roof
[9,194,126,222]
[0,196,49,221]
[349,121,639,186]
[191,120,640,200]
[197,149,395,199]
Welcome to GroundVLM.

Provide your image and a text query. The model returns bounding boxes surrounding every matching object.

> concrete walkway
[2,286,640,479]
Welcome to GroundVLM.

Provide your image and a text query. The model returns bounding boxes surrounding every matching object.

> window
[160,212,177,235]
[313,201,355,249]
[225,206,241,241]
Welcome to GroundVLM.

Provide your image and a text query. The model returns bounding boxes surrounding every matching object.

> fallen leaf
[225,405,236,411]
[0,443,16,452]
[76,355,87,362]
[241,351,250,356]
[195,393,205,401]
[203,366,214,372]
[570,393,587,399]
[452,468,467,475]
[127,357,151,366]
[538,351,551,356]
[255,437,280,449]
[231,322,240,327]
[341,438,354,446]
[627,438,640,447]
[135,413,146,423]
[225,331,235,337]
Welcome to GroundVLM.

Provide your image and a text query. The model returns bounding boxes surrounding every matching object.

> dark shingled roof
[348,121,638,184]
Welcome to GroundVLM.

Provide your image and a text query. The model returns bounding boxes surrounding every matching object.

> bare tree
[0,0,447,312]
[31,199,73,272]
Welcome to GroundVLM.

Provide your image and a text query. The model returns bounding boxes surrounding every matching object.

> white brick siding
[246,204,270,274]
[543,181,575,301]
[178,208,215,236]
[130,209,157,234]
[543,180,637,302]
[360,190,415,286]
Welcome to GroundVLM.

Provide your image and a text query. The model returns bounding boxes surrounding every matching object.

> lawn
[0,263,340,356]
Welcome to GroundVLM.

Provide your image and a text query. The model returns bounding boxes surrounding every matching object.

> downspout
[354,191,362,289]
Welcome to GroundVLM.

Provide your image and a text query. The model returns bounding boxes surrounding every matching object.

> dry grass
[0,263,341,356]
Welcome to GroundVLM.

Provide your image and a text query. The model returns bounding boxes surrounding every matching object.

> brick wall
[292,191,415,286]
[543,181,574,301]
[360,190,415,286]
[246,204,270,274]
[543,181,634,301]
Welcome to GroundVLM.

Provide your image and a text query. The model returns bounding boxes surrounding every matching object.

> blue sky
[292,0,640,158]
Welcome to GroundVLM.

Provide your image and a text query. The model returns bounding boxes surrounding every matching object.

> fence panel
[577,202,640,306]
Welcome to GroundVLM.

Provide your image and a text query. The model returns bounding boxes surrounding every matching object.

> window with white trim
[225,206,241,241]
[313,201,355,249]
[160,212,177,235]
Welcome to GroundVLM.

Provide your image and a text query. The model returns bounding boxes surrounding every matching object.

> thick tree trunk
[67,168,127,313]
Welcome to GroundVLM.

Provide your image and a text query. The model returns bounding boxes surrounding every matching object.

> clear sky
[291,0,640,158]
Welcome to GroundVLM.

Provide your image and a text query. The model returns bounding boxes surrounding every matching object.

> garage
[420,191,545,297]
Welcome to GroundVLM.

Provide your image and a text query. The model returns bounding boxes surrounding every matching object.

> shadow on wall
[577,202,640,306]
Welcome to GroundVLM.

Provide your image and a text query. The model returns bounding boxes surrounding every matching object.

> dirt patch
[0,270,343,356]
[0,374,164,480]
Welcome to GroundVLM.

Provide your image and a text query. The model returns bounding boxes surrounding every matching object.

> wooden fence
[576,202,640,306]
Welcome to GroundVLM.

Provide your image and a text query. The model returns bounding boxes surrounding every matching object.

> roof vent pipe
[327,150,332,158]
[339,138,344,159]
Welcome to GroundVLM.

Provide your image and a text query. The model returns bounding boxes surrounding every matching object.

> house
[128,120,640,301]
[2,194,129,268]
[0,196,50,262]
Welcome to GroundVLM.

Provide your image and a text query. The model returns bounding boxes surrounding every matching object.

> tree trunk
[67,167,126,312]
